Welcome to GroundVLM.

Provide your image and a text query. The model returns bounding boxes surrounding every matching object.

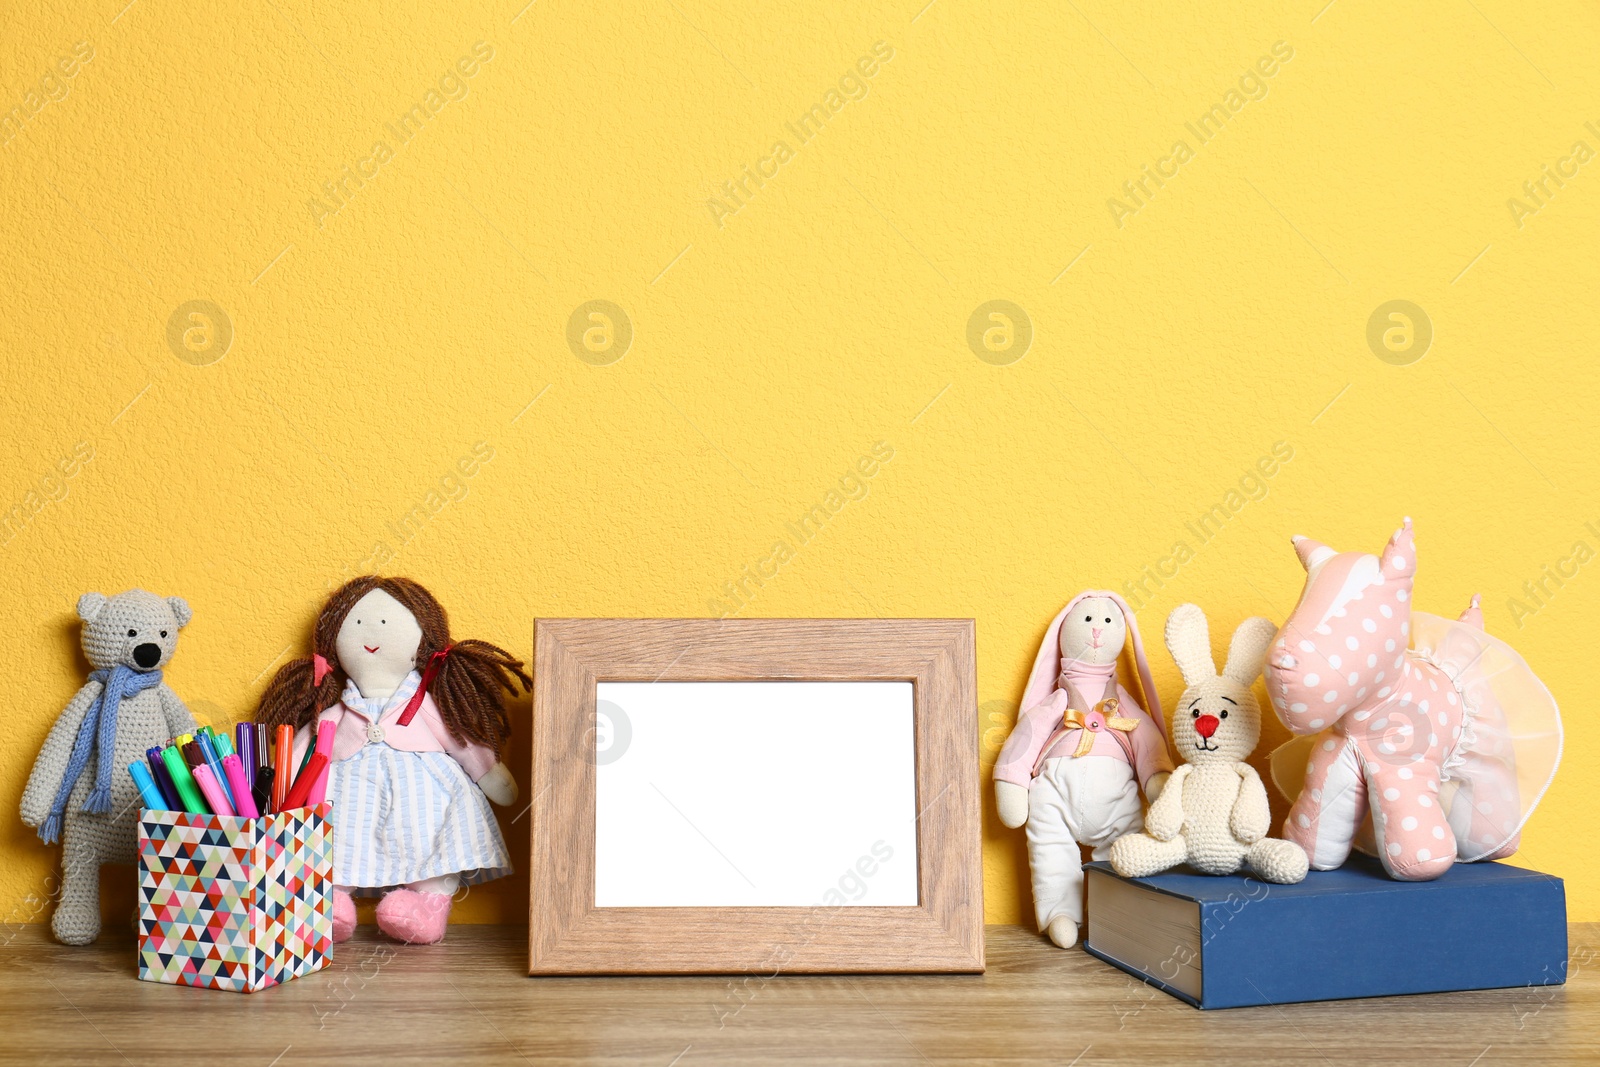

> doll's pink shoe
[332,888,358,943]
[375,888,452,944]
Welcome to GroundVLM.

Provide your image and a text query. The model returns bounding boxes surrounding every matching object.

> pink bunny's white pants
[1025,756,1143,930]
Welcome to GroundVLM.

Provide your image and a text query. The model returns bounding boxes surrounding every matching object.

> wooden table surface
[1,923,1595,1066]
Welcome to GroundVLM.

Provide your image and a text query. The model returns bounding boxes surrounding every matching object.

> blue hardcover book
[1082,856,1567,1009]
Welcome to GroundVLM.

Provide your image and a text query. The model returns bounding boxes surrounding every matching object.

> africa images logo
[1106,41,1294,228]
[706,42,895,230]
[306,42,495,231]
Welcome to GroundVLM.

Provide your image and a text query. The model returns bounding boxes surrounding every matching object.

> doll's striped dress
[325,673,512,893]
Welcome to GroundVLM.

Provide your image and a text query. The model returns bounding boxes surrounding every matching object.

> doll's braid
[427,638,530,750]
[380,577,530,751]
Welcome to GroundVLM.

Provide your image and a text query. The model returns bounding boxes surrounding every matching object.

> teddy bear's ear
[167,597,193,629]
[1222,617,1278,686]
[1165,603,1216,688]
[77,592,107,623]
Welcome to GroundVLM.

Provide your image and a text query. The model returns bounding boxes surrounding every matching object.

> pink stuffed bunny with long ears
[994,591,1173,948]
[1264,518,1562,881]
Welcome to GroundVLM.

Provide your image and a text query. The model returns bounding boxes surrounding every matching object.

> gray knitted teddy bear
[20,591,198,944]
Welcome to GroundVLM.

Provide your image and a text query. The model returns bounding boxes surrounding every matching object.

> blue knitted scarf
[38,665,162,845]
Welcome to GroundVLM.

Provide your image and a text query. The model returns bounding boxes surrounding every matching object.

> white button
[367,721,385,744]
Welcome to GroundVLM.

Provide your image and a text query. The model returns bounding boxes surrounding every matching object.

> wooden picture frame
[529,618,983,975]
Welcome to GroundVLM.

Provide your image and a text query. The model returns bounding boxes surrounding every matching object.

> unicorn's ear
[1165,603,1216,688]
[1222,617,1277,685]
[1382,517,1416,581]
[1292,534,1335,571]
[77,592,107,623]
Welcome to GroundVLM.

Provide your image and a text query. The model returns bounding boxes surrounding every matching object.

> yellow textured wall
[1,1,1595,929]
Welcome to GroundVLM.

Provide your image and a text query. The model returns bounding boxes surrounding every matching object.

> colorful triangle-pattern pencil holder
[137,803,333,992]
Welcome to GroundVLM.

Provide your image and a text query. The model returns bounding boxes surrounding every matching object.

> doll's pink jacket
[292,691,497,782]
[993,686,1171,791]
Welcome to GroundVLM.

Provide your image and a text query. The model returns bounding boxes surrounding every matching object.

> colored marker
[285,744,326,802]
[196,732,236,811]
[272,725,293,813]
[282,753,328,811]
[222,754,259,818]
[235,722,255,776]
[206,733,239,808]
[294,727,318,779]
[129,761,167,810]
[306,755,332,807]
[302,720,337,806]
[160,745,209,815]
[192,763,235,818]
[145,747,181,809]
[209,726,236,761]
[252,765,275,816]
[180,742,215,811]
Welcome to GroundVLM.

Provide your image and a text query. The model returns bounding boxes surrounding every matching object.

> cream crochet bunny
[1110,604,1308,884]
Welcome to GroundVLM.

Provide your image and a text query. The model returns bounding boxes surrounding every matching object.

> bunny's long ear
[1103,591,1162,736]
[1222,617,1277,685]
[1165,603,1215,688]
[1020,599,1078,713]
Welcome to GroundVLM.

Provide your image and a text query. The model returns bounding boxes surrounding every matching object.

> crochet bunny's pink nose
[1194,714,1220,739]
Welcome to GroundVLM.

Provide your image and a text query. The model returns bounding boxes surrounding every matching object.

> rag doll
[994,591,1172,948]
[1263,519,1562,880]
[1110,604,1308,884]
[21,590,198,944]
[257,576,530,944]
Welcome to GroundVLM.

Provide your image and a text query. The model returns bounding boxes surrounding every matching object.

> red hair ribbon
[397,644,453,726]
[312,654,333,686]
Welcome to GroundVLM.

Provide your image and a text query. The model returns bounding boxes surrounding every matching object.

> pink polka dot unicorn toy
[1263,518,1562,881]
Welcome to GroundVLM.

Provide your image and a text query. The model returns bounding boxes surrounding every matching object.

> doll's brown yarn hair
[255,576,530,752]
